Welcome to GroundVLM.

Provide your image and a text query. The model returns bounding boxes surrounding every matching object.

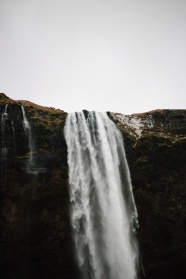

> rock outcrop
[111,110,186,279]
[0,93,186,279]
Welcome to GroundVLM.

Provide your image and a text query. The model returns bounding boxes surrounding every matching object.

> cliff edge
[0,93,186,279]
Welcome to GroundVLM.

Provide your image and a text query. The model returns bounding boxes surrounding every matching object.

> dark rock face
[112,110,186,279]
[0,95,78,279]
[0,94,186,279]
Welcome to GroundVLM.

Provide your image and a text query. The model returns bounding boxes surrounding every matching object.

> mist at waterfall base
[64,111,139,279]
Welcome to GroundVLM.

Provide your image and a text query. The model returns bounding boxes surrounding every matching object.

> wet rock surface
[112,109,186,279]
[0,94,78,279]
[0,93,186,279]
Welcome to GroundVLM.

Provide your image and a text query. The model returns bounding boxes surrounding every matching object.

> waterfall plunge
[64,111,139,279]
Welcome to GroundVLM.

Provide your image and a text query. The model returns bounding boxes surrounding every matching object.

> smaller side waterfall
[11,120,16,153]
[21,106,34,172]
[21,106,46,175]
[1,104,8,158]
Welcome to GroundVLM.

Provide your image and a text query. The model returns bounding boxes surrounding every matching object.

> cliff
[0,93,186,279]
[111,110,186,279]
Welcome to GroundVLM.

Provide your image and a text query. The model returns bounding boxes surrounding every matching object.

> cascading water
[64,111,139,279]
[1,104,8,158]
[11,120,16,153]
[21,106,46,175]
[21,106,34,171]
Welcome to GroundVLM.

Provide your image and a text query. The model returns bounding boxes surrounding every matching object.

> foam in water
[64,111,139,279]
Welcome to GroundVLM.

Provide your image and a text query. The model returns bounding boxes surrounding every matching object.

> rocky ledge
[111,109,186,279]
[0,93,186,279]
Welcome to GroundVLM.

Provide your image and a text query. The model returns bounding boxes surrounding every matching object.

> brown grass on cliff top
[18,100,65,114]
[0,93,65,114]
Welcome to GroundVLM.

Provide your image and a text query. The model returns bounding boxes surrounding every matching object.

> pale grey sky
[0,0,185,114]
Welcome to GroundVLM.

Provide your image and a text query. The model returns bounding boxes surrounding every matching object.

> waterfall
[1,104,8,158]
[21,106,34,171]
[11,120,16,153]
[64,111,139,279]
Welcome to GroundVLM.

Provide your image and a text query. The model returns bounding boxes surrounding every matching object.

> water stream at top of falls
[64,111,139,279]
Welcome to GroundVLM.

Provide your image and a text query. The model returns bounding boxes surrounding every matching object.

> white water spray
[1,104,8,158]
[64,111,139,279]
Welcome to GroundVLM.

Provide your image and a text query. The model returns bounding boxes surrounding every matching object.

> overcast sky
[0,0,185,114]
